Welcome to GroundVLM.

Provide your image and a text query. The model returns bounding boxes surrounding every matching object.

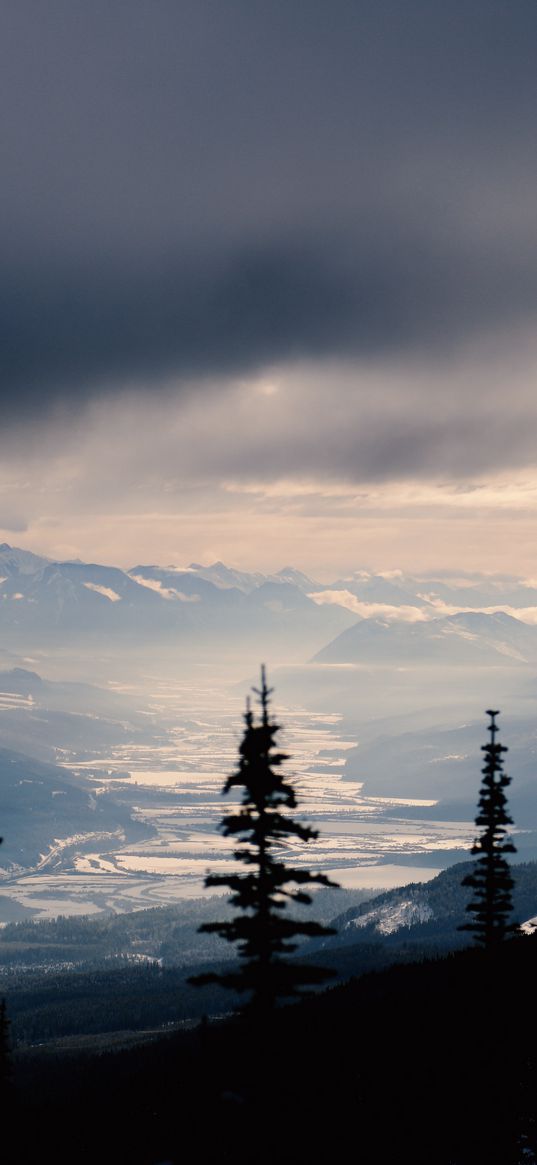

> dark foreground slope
[10,934,537,1165]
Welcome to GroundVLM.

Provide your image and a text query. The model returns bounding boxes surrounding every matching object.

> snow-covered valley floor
[0,677,474,919]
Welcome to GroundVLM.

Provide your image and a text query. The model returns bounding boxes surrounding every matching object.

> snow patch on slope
[131,575,202,601]
[346,897,433,935]
[83,583,122,602]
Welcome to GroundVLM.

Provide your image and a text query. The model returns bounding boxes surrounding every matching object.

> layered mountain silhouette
[0,666,163,764]
[344,712,537,828]
[0,544,352,656]
[0,746,150,871]
[314,610,537,665]
[4,545,537,670]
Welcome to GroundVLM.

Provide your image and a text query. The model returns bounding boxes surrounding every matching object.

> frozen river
[0,677,476,920]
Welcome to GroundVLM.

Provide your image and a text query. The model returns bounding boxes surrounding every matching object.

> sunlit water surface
[0,678,475,919]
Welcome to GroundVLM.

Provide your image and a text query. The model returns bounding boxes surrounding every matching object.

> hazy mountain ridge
[0,666,165,765]
[0,543,51,576]
[314,610,537,666]
[0,544,353,657]
[344,713,537,828]
[5,543,537,671]
[319,567,537,610]
[0,745,152,872]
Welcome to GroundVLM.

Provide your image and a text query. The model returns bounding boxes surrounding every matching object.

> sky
[2,1,537,577]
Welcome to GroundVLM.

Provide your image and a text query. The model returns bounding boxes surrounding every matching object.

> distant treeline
[0,886,367,970]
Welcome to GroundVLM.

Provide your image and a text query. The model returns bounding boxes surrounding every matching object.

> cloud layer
[3,3,537,575]
[3,363,537,576]
[2,1,537,418]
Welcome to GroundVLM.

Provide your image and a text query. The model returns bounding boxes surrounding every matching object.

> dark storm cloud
[2,0,537,418]
[5,228,536,417]
[0,239,366,406]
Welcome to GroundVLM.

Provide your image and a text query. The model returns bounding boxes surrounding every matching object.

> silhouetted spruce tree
[460,709,516,948]
[191,667,337,1016]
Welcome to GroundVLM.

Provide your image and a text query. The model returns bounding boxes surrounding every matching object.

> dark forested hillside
[0,885,365,971]
[12,934,537,1165]
[313,859,537,953]
[7,862,537,1048]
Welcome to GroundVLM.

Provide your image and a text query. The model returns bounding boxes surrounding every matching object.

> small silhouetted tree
[460,709,516,949]
[191,667,338,1017]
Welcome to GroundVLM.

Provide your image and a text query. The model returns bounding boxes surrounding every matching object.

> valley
[0,673,467,921]
[2,544,537,925]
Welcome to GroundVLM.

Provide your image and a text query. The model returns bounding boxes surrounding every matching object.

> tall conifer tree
[460,709,516,948]
[191,667,337,1015]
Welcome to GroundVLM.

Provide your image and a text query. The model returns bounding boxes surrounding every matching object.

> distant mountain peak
[0,544,50,575]
[275,566,317,589]
[6,667,42,682]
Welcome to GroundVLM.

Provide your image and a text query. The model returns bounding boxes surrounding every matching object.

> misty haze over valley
[1,541,536,930]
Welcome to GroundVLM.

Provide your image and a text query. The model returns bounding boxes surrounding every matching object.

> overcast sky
[2,1,537,575]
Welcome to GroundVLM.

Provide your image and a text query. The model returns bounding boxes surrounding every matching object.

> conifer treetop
[460,709,516,949]
[190,666,338,1012]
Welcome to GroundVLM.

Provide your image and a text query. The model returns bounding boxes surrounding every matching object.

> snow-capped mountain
[128,561,317,595]
[0,543,50,576]
[313,611,537,666]
[4,545,537,677]
[0,545,353,656]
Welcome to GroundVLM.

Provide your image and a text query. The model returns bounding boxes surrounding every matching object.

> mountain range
[0,544,353,662]
[4,544,537,674]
